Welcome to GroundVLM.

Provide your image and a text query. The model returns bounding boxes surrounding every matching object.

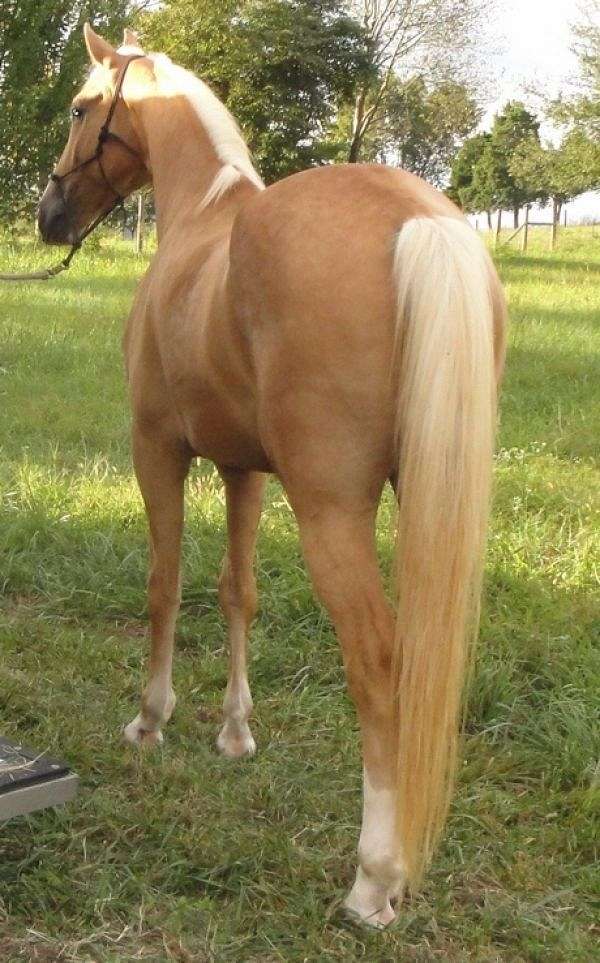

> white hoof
[343,867,397,928]
[123,715,164,747]
[342,894,396,929]
[216,721,256,758]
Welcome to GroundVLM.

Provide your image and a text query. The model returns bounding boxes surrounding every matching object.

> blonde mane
[150,54,264,207]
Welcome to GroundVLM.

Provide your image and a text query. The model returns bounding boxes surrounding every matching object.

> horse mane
[150,54,264,207]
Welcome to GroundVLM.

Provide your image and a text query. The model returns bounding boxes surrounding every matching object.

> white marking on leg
[344,768,404,926]
[124,673,176,746]
[217,673,256,757]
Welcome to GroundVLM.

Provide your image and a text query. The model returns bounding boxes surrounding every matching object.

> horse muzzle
[38,181,78,246]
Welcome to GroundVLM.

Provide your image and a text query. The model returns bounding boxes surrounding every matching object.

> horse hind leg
[216,468,265,758]
[293,500,404,926]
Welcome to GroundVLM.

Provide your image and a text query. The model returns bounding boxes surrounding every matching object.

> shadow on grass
[497,253,600,276]
[2,472,597,702]
[499,340,600,457]
[508,304,600,332]
[505,340,600,382]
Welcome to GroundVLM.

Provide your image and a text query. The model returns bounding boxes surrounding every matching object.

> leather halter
[0,54,144,282]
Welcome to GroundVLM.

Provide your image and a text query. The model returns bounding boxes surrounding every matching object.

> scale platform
[0,736,79,820]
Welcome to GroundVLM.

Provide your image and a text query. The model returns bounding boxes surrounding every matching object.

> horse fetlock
[358,848,405,892]
[223,681,252,724]
[141,682,176,726]
[124,683,175,745]
[123,714,164,747]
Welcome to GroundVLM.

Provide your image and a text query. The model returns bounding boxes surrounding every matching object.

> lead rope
[0,55,142,283]
[0,244,80,282]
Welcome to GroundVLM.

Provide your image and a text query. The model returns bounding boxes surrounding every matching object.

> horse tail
[391,215,500,889]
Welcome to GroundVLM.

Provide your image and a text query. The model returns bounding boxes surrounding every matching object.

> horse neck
[137,92,261,241]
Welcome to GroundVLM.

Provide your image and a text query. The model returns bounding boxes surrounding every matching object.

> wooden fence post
[549,198,559,251]
[135,193,145,255]
[495,210,502,248]
[521,205,529,253]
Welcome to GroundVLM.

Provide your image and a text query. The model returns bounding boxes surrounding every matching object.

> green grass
[0,225,599,961]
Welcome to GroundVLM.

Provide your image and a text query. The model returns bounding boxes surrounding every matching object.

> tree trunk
[486,211,492,230]
[550,197,559,251]
[513,207,519,229]
[348,88,368,164]
[521,204,529,253]
[495,209,502,247]
[348,135,362,164]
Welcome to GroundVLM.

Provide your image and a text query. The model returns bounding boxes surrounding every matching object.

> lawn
[0,226,598,961]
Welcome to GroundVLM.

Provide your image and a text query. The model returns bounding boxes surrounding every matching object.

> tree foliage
[345,0,491,162]
[0,0,491,219]
[0,1,144,220]
[140,0,371,183]
[447,102,542,220]
[486,102,541,217]
[510,131,600,208]
[356,76,481,186]
[552,0,600,142]
[446,132,491,212]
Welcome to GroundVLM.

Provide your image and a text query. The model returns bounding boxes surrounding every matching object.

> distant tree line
[1,0,597,226]
[447,102,600,228]
[0,0,489,219]
[448,1,600,226]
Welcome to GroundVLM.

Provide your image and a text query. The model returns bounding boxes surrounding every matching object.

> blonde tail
[392,215,498,889]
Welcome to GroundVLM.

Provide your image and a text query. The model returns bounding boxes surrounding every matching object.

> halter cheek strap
[0,54,144,283]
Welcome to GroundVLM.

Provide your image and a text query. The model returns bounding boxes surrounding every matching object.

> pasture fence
[474,205,580,253]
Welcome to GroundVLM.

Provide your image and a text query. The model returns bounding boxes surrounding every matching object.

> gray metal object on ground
[0,736,79,820]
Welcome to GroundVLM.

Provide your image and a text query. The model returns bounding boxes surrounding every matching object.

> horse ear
[123,28,141,48]
[84,22,118,68]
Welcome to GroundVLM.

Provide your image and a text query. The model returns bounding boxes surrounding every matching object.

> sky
[483,0,599,220]
[487,0,579,116]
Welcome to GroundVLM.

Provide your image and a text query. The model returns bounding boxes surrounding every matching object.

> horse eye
[71,106,85,120]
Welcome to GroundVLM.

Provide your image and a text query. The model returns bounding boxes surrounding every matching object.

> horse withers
[38,24,506,927]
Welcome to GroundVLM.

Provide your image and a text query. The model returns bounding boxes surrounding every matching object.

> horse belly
[175,380,272,471]
[127,312,271,472]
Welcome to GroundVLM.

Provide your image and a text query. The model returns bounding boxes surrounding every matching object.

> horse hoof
[216,724,256,758]
[123,716,164,747]
[341,898,396,929]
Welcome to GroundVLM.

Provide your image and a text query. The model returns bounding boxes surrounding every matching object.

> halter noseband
[47,54,145,268]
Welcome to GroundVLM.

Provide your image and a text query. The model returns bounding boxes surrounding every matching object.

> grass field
[0,226,598,961]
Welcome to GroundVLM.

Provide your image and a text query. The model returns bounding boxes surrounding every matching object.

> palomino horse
[38,24,506,926]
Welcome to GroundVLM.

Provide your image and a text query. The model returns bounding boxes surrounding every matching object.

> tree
[447,103,547,227]
[510,130,600,224]
[140,0,371,183]
[485,102,542,227]
[345,0,492,163]
[360,76,481,187]
[446,132,493,220]
[552,0,599,142]
[0,1,147,221]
